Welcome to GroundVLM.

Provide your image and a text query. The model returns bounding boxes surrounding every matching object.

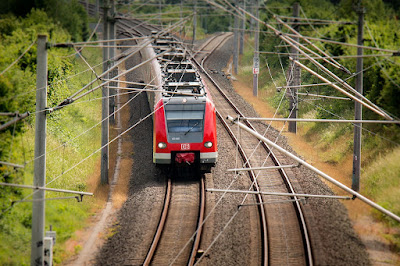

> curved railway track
[143,177,205,265]
[190,34,313,265]
[193,32,233,67]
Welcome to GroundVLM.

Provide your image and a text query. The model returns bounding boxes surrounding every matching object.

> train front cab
[153,97,217,173]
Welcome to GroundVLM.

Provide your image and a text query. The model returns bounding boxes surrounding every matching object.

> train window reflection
[167,119,203,133]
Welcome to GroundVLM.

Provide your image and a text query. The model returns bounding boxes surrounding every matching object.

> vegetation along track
[143,177,205,265]
[190,34,313,265]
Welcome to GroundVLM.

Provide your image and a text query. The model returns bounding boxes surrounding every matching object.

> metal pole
[31,34,47,266]
[241,117,400,124]
[249,0,255,37]
[159,0,162,27]
[352,4,365,192]
[233,0,239,75]
[95,0,99,18]
[109,0,116,124]
[288,2,300,133]
[252,0,259,96]
[180,0,183,36]
[226,115,400,223]
[101,0,109,185]
[207,188,352,200]
[239,0,245,55]
[192,0,197,46]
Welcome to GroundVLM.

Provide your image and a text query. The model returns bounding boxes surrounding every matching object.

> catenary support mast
[352,3,365,192]
[31,34,47,266]
[101,0,109,184]
[288,2,300,133]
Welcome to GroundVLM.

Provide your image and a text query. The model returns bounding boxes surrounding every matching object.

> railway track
[115,16,312,265]
[114,21,208,265]
[193,32,233,67]
[190,34,313,265]
[143,177,205,265]
[117,17,160,37]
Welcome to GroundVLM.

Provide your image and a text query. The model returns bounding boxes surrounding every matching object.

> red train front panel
[153,97,217,166]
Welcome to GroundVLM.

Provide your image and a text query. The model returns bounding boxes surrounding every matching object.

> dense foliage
[0,2,102,265]
[0,0,89,41]
[120,0,230,34]
[261,0,400,145]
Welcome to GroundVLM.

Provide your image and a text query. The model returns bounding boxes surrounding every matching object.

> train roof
[165,68,197,73]
[162,95,207,104]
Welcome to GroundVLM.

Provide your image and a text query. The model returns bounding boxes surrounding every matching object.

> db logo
[181,143,190,150]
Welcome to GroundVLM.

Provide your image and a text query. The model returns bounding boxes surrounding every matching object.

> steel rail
[129,21,206,265]
[188,177,206,266]
[215,110,268,266]
[197,33,233,67]
[189,34,313,265]
[192,35,221,57]
[143,178,172,266]
[189,35,269,266]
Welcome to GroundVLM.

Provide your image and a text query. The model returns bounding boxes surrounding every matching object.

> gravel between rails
[204,36,370,265]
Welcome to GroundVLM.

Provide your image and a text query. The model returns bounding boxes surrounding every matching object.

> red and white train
[141,35,218,172]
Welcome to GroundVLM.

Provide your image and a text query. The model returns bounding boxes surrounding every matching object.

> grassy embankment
[0,46,104,264]
[235,36,400,250]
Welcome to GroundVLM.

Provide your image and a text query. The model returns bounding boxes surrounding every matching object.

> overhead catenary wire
[227,116,400,223]
[54,16,191,110]
[1,40,195,214]
[276,16,351,73]
[300,97,400,146]
[281,31,400,54]
[291,58,393,119]
[276,59,383,90]
[299,53,395,59]
[244,1,392,122]
[242,117,400,124]
[71,36,148,46]
[276,14,355,24]
[53,48,172,110]
[266,24,394,120]
[0,182,93,196]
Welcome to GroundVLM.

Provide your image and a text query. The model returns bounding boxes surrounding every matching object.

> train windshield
[164,103,205,142]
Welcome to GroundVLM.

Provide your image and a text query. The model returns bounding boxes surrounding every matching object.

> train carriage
[141,35,218,172]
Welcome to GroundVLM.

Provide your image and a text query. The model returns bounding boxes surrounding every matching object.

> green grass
[0,47,103,265]
[363,147,400,220]
[363,146,400,250]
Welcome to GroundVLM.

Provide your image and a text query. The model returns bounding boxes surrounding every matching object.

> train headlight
[158,142,167,149]
[204,141,213,148]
